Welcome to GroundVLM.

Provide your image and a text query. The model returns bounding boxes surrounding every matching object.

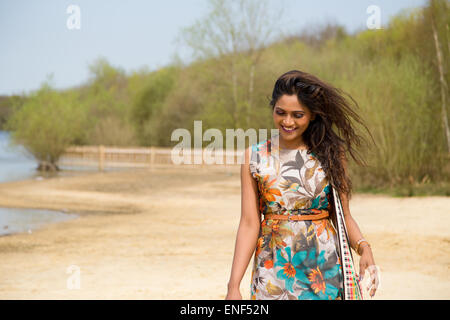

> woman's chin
[280,132,300,140]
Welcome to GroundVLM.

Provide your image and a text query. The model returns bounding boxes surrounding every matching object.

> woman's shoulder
[251,139,269,149]
[250,139,271,157]
[247,139,272,178]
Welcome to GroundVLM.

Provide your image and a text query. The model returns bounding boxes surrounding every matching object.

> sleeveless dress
[249,137,344,300]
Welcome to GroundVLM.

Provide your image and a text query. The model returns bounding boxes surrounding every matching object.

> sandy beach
[0,165,449,300]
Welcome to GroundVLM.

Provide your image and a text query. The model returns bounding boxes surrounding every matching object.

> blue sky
[0,0,426,96]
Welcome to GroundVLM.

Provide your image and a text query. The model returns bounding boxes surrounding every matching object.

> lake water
[0,207,78,236]
[0,130,79,236]
[0,131,37,183]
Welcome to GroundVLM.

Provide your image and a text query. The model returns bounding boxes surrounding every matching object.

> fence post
[150,147,155,166]
[99,145,105,171]
[201,148,204,168]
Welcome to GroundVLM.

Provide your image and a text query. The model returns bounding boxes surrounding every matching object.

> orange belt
[264,209,329,221]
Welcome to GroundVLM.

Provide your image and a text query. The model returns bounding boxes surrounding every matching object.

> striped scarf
[331,186,363,300]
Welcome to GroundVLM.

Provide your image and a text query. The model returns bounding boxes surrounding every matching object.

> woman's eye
[275,110,303,118]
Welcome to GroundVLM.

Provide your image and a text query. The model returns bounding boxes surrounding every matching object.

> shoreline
[0,166,449,299]
[0,207,79,237]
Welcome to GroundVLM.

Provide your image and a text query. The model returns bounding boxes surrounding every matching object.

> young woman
[225,70,378,300]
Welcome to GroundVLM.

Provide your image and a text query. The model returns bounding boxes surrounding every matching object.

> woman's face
[272,94,315,146]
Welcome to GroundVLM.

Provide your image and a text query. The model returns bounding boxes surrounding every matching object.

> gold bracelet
[357,241,371,255]
[355,238,369,255]
[355,238,365,252]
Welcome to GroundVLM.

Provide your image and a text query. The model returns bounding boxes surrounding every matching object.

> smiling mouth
[281,126,298,133]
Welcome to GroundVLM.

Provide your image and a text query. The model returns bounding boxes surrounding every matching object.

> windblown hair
[269,70,374,200]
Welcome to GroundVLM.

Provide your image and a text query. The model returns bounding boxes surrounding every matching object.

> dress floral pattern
[249,136,344,300]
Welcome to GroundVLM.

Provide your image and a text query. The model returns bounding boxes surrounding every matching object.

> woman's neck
[277,138,308,150]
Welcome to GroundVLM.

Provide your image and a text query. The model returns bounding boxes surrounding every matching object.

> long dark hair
[269,70,375,200]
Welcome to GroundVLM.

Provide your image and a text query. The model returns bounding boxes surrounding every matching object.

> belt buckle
[288,209,300,221]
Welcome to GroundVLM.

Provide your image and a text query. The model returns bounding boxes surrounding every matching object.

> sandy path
[0,166,449,299]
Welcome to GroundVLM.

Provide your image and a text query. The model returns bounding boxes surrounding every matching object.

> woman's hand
[225,284,242,300]
[358,246,379,298]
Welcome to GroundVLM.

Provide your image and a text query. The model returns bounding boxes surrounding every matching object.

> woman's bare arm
[337,152,365,251]
[226,146,261,294]
[338,152,378,297]
[340,190,365,251]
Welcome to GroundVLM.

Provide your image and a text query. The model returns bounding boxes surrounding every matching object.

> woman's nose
[282,115,295,126]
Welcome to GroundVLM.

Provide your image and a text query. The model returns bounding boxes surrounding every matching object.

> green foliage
[0,95,24,130]
[130,66,178,146]
[5,81,87,165]
[343,54,445,187]
[82,57,137,146]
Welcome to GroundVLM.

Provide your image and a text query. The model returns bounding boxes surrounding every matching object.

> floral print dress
[249,137,344,300]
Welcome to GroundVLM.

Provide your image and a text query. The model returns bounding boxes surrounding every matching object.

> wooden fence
[58,145,245,170]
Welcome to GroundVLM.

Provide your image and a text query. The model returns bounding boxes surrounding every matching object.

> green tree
[0,95,25,130]
[82,56,137,146]
[6,80,87,171]
[130,66,178,146]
